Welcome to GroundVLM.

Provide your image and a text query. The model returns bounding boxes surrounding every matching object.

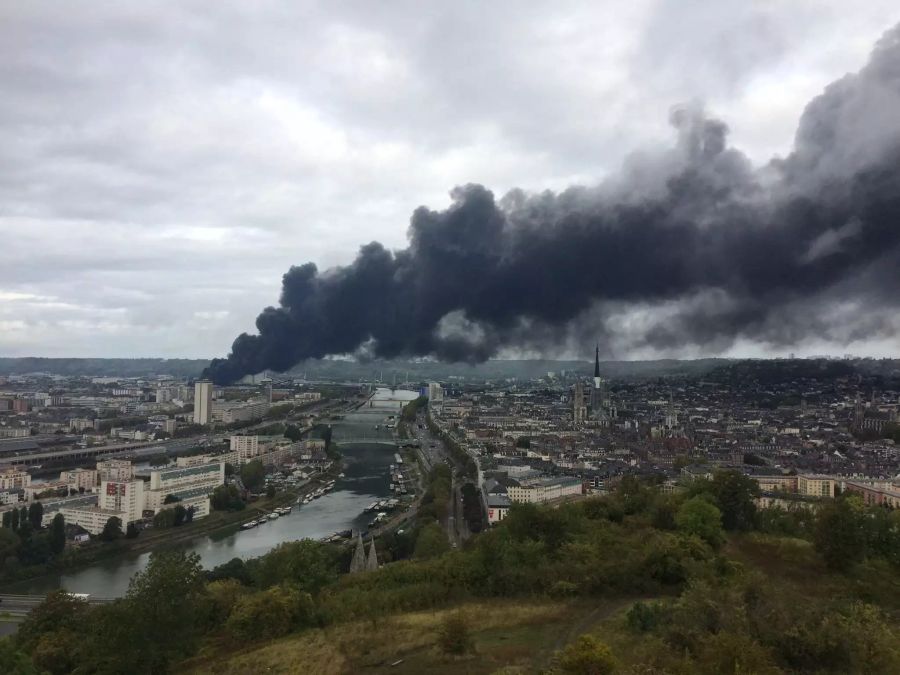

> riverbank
[0,463,343,590]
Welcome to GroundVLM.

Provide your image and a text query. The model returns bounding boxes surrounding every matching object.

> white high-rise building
[193,380,213,425]
[99,478,146,524]
[427,382,444,411]
[230,435,261,462]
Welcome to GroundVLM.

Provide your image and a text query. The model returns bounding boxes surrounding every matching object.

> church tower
[573,381,586,426]
[590,343,609,423]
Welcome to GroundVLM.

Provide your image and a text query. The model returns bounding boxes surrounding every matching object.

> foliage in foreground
[12,470,900,674]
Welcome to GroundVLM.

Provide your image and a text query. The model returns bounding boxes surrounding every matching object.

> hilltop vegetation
[2,471,900,673]
[0,357,210,378]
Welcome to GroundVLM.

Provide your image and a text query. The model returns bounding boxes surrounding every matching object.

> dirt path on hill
[543,598,636,667]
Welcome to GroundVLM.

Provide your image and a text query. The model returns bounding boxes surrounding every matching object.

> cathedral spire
[594,343,600,378]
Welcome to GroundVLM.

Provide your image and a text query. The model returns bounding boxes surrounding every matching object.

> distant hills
[0,357,210,378]
[0,356,728,380]
[0,356,896,382]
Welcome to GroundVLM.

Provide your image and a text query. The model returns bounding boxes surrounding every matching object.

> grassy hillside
[180,600,601,674]
[181,533,900,674]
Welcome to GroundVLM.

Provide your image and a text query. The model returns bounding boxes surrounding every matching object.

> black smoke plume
[204,26,900,384]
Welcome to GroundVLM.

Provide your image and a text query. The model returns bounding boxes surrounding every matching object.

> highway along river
[4,388,419,599]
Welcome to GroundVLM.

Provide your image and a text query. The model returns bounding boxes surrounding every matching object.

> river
[6,387,419,598]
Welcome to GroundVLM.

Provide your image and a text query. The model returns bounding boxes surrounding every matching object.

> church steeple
[366,537,379,571]
[350,531,367,574]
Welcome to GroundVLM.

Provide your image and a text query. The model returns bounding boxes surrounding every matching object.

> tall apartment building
[59,468,99,491]
[156,386,177,404]
[97,459,135,482]
[144,462,224,518]
[230,435,261,462]
[428,382,444,411]
[0,468,31,491]
[100,478,146,524]
[212,399,268,424]
[57,505,127,536]
[193,380,213,425]
[797,475,836,498]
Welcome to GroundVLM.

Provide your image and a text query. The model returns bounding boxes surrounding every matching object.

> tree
[173,505,187,527]
[119,550,207,672]
[557,635,618,674]
[125,522,139,539]
[283,424,303,442]
[0,637,40,675]
[10,507,19,531]
[413,522,450,560]
[185,505,195,523]
[265,485,276,499]
[0,528,20,566]
[206,557,252,585]
[815,498,866,571]
[224,462,235,477]
[99,516,123,542]
[709,471,759,531]
[18,507,29,536]
[163,494,181,504]
[17,512,32,540]
[437,612,473,655]
[28,502,44,530]
[49,514,66,555]
[201,579,248,630]
[2,510,11,529]
[211,484,245,511]
[16,590,89,654]
[650,494,679,531]
[30,629,83,675]
[676,496,724,548]
[252,540,339,592]
[241,460,265,492]
[226,584,315,641]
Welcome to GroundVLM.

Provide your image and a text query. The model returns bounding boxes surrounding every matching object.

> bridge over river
[330,390,414,446]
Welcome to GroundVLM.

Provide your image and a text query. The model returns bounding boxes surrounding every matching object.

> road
[0,593,113,618]
[407,412,477,547]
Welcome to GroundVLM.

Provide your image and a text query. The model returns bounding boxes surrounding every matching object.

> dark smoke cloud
[204,26,900,384]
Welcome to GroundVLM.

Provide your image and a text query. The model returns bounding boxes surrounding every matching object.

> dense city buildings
[0,371,333,535]
[412,356,900,524]
[1,357,899,538]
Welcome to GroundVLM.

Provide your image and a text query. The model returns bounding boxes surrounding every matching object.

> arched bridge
[332,437,398,447]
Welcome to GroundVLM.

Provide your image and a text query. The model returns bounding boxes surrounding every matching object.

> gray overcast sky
[2,1,899,360]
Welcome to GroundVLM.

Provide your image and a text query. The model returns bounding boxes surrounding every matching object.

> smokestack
[204,25,900,385]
